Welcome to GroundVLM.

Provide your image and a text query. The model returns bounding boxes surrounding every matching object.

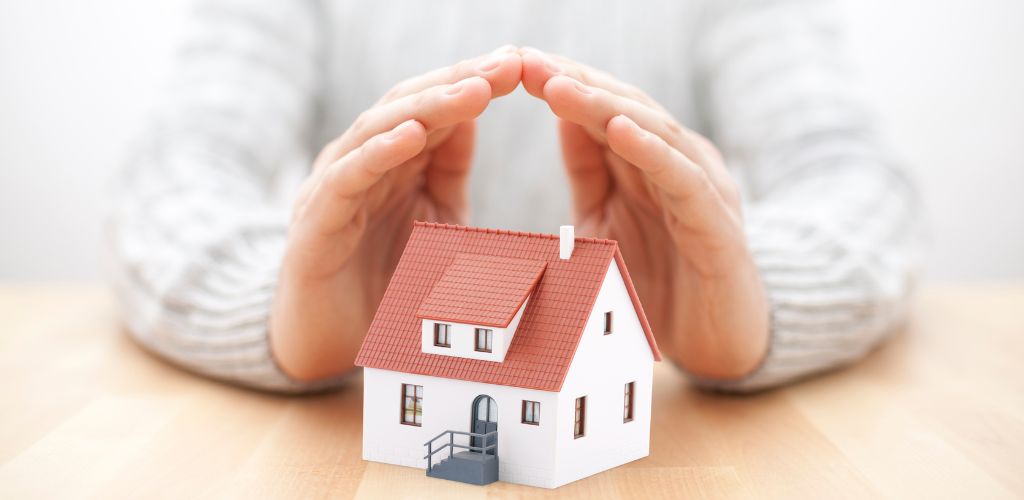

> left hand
[520,48,769,379]
[271,48,522,381]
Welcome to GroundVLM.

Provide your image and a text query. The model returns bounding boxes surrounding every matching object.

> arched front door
[470,395,497,455]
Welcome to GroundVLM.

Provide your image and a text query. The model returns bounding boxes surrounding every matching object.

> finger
[543,75,683,146]
[605,115,732,235]
[520,47,663,111]
[528,50,740,191]
[378,45,521,105]
[544,75,727,181]
[424,120,475,219]
[301,120,427,236]
[558,119,610,221]
[337,76,491,157]
[604,148,664,214]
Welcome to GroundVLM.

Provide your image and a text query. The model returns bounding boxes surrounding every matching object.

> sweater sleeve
[688,0,922,391]
[104,0,340,393]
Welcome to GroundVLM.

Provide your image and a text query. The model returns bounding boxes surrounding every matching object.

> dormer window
[416,252,544,361]
[604,311,613,335]
[475,328,493,353]
[434,323,451,347]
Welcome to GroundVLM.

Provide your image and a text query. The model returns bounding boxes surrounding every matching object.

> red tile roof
[355,222,661,392]
[416,253,546,327]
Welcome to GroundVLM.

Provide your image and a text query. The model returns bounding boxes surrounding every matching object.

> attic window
[433,323,451,348]
[603,311,613,335]
[475,328,493,353]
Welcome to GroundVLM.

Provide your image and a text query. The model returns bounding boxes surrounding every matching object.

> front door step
[426,451,499,485]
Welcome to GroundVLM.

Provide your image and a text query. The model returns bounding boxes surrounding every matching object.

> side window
[604,311,613,335]
[574,396,586,438]
[401,384,423,426]
[624,382,635,423]
[475,328,493,353]
[433,323,451,347]
[522,400,540,425]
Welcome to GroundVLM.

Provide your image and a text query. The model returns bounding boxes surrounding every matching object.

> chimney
[559,225,575,260]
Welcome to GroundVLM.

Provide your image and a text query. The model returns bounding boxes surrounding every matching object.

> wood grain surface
[1,284,1022,499]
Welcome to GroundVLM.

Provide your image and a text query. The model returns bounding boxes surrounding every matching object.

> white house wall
[419,297,529,363]
[552,259,655,487]
[363,367,560,488]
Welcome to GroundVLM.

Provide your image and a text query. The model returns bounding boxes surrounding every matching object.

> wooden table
[0,285,1022,499]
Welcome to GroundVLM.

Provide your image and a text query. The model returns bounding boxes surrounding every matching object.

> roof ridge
[413,221,618,246]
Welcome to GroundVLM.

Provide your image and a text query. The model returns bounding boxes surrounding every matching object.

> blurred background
[0,0,1021,282]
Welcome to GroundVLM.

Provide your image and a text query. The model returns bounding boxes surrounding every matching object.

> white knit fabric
[106,0,920,393]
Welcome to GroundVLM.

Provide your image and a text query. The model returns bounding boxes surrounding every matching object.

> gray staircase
[427,451,498,485]
[424,430,499,485]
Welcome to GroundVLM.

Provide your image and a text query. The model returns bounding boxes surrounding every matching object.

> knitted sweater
[105,0,920,393]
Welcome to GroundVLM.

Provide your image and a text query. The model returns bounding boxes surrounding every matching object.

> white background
[1,0,1022,281]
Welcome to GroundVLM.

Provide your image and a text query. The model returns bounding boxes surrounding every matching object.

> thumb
[424,120,475,221]
[559,119,610,222]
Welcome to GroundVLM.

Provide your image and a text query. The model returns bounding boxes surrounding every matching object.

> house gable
[553,259,656,486]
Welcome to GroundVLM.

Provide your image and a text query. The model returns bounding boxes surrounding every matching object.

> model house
[355,222,661,488]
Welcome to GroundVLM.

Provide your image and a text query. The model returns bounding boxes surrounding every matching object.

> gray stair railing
[423,429,498,472]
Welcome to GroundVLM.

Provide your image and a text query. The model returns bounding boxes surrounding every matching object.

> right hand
[270,47,522,381]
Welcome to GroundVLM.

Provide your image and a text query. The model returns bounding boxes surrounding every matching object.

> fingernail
[477,55,502,72]
[573,81,592,95]
[387,120,415,140]
[616,115,646,137]
[536,52,562,73]
[523,46,562,73]
[446,81,466,95]
[492,44,517,54]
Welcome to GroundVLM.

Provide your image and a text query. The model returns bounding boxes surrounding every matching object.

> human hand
[271,47,522,381]
[520,48,769,379]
